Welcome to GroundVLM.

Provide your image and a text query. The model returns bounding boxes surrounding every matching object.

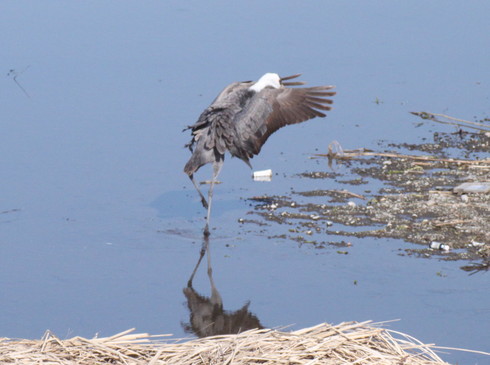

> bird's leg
[204,159,223,236]
[188,174,208,209]
[206,235,222,307]
[187,235,209,288]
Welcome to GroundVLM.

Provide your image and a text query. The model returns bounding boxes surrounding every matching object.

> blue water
[1,1,489,363]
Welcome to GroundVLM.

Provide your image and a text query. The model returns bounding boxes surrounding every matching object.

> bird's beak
[280,73,306,86]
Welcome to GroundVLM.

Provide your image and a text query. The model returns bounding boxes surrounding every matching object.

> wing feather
[233,80,335,156]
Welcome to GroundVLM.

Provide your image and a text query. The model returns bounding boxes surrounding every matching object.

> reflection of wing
[183,287,264,338]
[234,84,336,157]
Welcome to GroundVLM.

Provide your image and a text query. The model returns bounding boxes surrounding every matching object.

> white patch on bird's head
[249,73,281,92]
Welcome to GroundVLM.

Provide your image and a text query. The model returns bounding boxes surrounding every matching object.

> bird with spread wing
[183,73,336,236]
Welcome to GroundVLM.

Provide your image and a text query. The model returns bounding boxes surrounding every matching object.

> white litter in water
[470,241,485,247]
[252,169,272,182]
[453,182,490,194]
[430,241,450,251]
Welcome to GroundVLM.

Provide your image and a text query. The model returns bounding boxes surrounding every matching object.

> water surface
[1,2,489,363]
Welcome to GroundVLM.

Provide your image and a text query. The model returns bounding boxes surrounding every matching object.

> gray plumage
[183,73,335,236]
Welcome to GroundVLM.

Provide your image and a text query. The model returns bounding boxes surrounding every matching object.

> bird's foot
[203,224,210,237]
[201,197,209,209]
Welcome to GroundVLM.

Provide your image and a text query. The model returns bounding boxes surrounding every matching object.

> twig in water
[7,66,31,98]
[315,149,490,166]
[411,111,490,132]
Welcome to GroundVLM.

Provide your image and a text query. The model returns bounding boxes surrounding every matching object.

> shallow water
[1,1,489,363]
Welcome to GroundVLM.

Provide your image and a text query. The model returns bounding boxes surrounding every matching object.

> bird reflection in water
[182,235,263,337]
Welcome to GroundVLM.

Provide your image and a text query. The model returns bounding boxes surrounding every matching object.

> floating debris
[430,242,451,251]
[453,182,490,194]
[469,241,486,247]
[327,140,344,158]
[245,115,490,267]
[411,111,490,132]
[252,169,273,182]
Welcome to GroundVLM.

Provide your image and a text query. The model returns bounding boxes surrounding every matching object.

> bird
[183,73,336,236]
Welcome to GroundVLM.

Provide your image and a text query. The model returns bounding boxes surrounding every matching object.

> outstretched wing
[233,82,336,157]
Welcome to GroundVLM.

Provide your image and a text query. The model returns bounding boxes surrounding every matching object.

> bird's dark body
[184,83,258,175]
[183,73,335,235]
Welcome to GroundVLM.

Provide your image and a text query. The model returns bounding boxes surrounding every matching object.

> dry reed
[1,321,487,364]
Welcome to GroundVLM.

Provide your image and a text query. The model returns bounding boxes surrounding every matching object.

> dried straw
[1,321,488,364]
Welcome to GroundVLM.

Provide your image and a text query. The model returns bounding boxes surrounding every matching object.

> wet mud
[243,124,490,273]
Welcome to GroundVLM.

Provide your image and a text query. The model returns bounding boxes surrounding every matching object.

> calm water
[1,1,489,363]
